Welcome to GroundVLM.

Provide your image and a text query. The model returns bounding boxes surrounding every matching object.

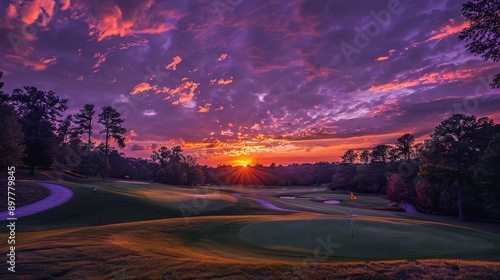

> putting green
[236,217,498,260]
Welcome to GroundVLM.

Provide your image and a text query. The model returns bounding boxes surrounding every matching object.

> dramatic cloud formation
[1,0,498,166]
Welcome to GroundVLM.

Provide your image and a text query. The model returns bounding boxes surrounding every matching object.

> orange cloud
[160,80,199,107]
[218,77,233,85]
[130,82,155,95]
[426,21,469,42]
[376,49,397,61]
[166,56,182,70]
[198,103,212,113]
[368,68,476,92]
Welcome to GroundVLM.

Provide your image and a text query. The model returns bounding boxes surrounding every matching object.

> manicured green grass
[16,180,278,231]
[237,217,500,261]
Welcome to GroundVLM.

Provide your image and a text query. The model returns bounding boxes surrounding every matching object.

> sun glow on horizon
[233,158,252,167]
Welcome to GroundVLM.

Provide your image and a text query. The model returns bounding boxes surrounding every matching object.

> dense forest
[1,73,499,221]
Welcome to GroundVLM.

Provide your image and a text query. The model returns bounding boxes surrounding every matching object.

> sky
[1,0,499,166]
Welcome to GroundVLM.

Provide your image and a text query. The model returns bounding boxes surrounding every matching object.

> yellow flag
[350,192,357,200]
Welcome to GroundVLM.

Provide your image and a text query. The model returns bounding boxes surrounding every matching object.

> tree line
[333,115,500,221]
[1,75,499,220]
[0,74,126,180]
[0,74,207,186]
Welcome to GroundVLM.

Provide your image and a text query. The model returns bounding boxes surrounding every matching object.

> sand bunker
[323,200,341,204]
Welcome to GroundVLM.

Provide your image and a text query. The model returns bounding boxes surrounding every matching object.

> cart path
[1,182,74,220]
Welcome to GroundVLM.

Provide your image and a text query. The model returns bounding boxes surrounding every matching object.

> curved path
[401,202,421,214]
[0,182,74,220]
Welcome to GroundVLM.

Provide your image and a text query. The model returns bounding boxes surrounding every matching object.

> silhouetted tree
[474,132,500,219]
[331,163,356,190]
[54,114,84,171]
[98,106,126,180]
[370,144,390,164]
[359,150,370,164]
[341,149,358,164]
[422,114,494,221]
[395,133,415,161]
[9,86,68,174]
[124,163,138,180]
[459,0,500,88]
[151,146,184,167]
[0,72,25,169]
[182,155,199,185]
[74,104,95,178]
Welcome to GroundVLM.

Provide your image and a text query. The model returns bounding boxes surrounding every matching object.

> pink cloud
[368,68,480,92]
[7,4,17,18]
[5,54,57,71]
[60,0,70,11]
[217,53,227,61]
[75,0,179,41]
[426,21,469,42]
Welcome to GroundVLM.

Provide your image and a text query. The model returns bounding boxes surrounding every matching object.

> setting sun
[233,158,252,167]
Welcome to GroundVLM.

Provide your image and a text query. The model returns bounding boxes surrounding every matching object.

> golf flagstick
[349,192,356,238]
[351,208,354,238]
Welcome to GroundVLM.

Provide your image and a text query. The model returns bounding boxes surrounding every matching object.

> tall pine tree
[75,104,95,178]
[98,106,126,180]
